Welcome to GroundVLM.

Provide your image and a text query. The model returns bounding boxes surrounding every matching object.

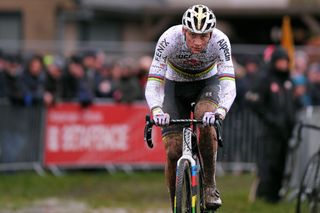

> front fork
[174,127,215,213]
[174,127,199,213]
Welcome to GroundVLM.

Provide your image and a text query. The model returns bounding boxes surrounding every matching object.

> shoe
[205,187,222,210]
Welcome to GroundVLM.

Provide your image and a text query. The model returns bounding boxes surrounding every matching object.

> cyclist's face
[183,28,211,54]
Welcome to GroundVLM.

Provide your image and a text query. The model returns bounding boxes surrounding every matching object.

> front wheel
[175,159,192,213]
[296,151,320,213]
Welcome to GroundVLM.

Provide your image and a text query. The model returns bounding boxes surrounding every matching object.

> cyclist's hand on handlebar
[152,107,170,126]
[154,113,170,126]
[203,112,216,126]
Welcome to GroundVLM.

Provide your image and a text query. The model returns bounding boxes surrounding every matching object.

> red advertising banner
[44,103,165,167]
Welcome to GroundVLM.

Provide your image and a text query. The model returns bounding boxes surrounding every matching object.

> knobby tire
[175,159,193,213]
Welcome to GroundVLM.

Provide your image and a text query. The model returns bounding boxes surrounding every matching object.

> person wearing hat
[246,47,296,203]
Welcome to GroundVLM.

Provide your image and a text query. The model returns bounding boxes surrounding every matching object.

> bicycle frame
[144,115,223,213]
[178,127,196,168]
[176,127,198,211]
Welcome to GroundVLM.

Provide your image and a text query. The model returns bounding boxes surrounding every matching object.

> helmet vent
[187,20,193,29]
[200,18,206,30]
[203,7,207,13]
[205,23,211,31]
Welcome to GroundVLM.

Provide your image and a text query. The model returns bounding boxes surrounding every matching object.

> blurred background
[0,0,320,212]
[0,0,319,55]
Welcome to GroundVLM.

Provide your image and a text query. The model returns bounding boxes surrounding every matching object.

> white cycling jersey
[145,25,236,114]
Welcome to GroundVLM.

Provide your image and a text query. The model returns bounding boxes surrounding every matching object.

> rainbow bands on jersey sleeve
[218,73,235,81]
[148,74,165,83]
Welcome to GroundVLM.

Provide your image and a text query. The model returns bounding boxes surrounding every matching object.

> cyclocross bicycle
[144,107,223,213]
[295,123,320,213]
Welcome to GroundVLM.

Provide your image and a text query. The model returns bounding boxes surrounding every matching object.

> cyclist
[145,4,236,211]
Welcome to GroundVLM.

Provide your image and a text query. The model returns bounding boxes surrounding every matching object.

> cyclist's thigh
[162,79,192,136]
[195,77,220,118]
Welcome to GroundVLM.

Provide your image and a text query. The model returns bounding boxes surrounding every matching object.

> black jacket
[246,49,296,140]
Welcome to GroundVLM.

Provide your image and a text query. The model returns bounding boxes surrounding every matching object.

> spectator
[94,50,107,72]
[137,55,152,92]
[111,58,143,103]
[307,63,320,105]
[82,49,97,79]
[62,55,94,107]
[43,54,64,106]
[0,54,24,105]
[246,47,296,203]
[292,75,311,109]
[236,56,260,107]
[20,55,46,106]
[0,49,5,72]
[95,62,114,99]
[0,50,5,96]
[0,53,10,98]
[292,50,309,78]
[263,44,276,63]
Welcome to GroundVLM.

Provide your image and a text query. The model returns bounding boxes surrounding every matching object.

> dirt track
[1,198,170,213]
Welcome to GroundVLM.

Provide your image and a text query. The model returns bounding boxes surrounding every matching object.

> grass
[0,170,296,212]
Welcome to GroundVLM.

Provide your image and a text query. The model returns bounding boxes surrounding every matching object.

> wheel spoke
[297,152,320,213]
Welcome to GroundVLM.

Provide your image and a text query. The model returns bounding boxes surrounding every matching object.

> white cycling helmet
[182,5,216,34]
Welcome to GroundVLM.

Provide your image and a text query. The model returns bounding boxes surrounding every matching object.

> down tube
[192,164,199,213]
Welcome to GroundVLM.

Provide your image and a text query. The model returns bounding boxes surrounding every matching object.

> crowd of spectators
[234,47,320,110]
[0,49,151,107]
[0,47,320,110]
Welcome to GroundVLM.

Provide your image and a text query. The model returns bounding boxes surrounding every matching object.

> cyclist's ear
[182,27,187,34]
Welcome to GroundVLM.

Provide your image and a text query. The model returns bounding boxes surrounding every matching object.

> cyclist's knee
[163,132,182,161]
[200,127,217,144]
[194,100,217,120]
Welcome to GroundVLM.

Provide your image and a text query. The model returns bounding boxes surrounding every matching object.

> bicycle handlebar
[144,114,223,149]
[297,122,320,141]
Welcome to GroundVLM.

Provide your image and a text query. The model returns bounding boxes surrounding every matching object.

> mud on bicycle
[144,107,223,213]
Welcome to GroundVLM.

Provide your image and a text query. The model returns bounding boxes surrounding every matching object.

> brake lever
[144,115,154,148]
[214,116,223,147]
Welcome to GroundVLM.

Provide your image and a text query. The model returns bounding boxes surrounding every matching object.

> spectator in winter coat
[246,47,296,203]
[0,54,24,105]
[307,63,320,105]
[62,55,95,107]
[43,55,64,106]
[20,55,46,106]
